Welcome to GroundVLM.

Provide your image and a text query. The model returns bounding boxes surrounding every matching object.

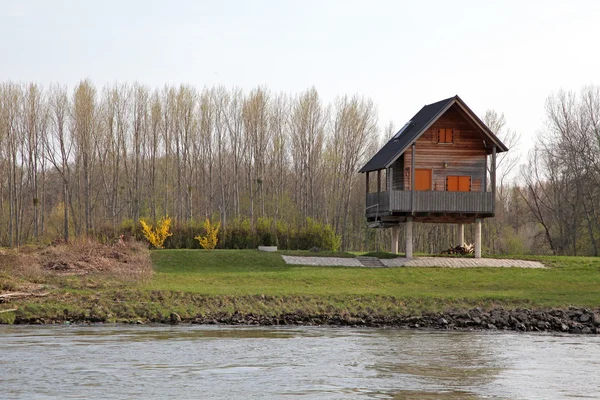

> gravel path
[281,255,546,269]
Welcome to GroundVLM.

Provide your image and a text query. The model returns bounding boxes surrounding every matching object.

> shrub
[132,216,340,251]
[140,216,173,249]
[195,218,220,250]
[295,218,341,251]
[257,217,276,246]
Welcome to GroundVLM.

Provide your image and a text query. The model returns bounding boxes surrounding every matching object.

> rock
[487,323,497,330]
[514,314,527,324]
[570,326,582,334]
[560,323,569,332]
[472,317,482,325]
[582,327,592,334]
[515,322,526,332]
[136,320,144,325]
[532,311,546,320]
[438,318,448,326]
[580,314,591,323]
[537,321,548,330]
[170,312,181,324]
[593,314,600,327]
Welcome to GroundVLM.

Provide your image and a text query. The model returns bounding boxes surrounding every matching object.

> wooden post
[376,169,381,207]
[365,171,369,194]
[474,218,482,258]
[491,145,497,212]
[458,224,465,245]
[391,224,399,254]
[410,144,416,213]
[484,152,487,191]
[388,166,393,208]
[405,217,413,258]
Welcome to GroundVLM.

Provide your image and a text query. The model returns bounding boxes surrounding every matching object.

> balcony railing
[366,190,494,215]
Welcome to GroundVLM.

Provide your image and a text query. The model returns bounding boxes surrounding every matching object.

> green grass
[5,249,600,323]
[147,249,600,308]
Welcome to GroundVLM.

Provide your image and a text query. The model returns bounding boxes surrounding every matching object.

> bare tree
[72,80,97,235]
[328,95,378,249]
[290,87,326,219]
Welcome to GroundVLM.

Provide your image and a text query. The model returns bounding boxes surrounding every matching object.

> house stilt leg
[474,218,482,258]
[391,225,399,254]
[405,217,413,258]
[458,224,465,245]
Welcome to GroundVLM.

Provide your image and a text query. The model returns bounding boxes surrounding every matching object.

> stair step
[356,256,386,267]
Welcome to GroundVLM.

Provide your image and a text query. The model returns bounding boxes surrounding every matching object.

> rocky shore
[13,307,600,334]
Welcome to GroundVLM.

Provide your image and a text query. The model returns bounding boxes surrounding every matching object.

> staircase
[356,256,386,268]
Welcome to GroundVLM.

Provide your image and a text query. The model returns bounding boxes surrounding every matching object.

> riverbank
[8,291,600,334]
[2,246,599,333]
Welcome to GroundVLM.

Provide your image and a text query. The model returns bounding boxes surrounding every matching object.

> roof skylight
[393,121,413,140]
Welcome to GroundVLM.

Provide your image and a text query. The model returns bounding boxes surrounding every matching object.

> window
[393,121,414,140]
[446,176,471,192]
[438,128,453,143]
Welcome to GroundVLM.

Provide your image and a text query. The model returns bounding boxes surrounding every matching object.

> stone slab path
[281,255,546,269]
[281,255,363,267]
[356,256,386,267]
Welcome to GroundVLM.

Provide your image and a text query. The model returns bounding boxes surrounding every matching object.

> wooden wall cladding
[401,104,487,192]
[391,154,404,190]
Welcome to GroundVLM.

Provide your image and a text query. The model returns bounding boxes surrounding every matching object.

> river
[1,325,599,399]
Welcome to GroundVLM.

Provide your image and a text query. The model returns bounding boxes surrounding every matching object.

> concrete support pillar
[405,217,413,258]
[474,218,482,258]
[391,225,399,254]
[458,224,465,245]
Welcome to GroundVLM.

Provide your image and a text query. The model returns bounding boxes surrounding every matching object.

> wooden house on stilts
[360,95,508,258]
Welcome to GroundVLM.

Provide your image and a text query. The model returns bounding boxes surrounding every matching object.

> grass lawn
[4,248,600,324]
[148,250,600,309]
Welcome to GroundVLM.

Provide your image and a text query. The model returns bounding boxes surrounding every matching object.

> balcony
[366,190,494,216]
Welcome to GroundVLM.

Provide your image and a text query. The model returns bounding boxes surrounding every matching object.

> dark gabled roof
[359,95,509,173]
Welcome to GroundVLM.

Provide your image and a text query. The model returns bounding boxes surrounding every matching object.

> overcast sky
[1,0,599,173]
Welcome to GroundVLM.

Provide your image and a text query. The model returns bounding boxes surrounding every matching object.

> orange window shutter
[447,176,458,191]
[447,129,453,143]
[458,176,471,192]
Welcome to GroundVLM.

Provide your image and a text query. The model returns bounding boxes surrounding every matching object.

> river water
[1,325,599,399]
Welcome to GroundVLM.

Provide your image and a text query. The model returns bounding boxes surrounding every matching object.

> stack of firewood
[441,243,474,255]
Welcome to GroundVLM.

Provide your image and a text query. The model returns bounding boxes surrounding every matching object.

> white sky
[1,0,599,172]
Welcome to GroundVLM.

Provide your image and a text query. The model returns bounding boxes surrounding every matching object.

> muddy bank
[13,306,600,334]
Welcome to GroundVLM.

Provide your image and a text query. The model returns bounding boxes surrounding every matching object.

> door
[415,169,432,191]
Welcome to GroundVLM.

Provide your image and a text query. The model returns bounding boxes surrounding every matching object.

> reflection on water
[1,325,599,399]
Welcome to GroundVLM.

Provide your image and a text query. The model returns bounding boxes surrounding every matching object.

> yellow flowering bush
[140,216,173,249]
[195,218,220,250]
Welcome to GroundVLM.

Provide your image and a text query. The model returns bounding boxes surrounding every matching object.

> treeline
[518,86,600,256]
[0,81,379,250]
[1,80,598,255]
